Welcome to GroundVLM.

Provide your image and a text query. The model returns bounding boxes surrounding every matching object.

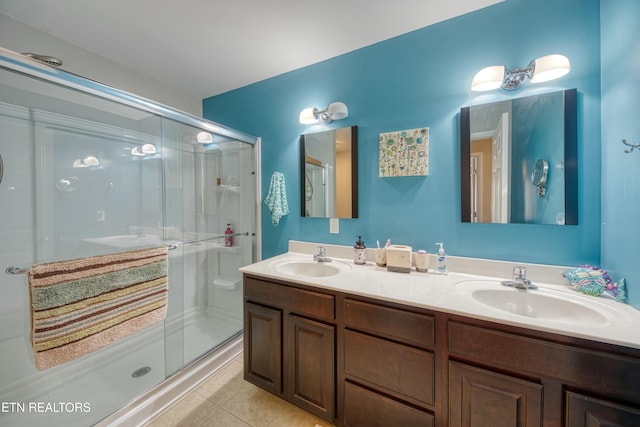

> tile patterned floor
[144,353,333,427]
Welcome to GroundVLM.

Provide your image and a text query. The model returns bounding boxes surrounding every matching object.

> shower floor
[0,309,241,427]
[179,307,243,366]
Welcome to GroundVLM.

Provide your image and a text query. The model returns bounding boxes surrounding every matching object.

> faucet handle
[313,246,331,262]
[513,265,527,281]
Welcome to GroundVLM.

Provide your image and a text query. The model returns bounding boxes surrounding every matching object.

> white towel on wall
[264,171,289,226]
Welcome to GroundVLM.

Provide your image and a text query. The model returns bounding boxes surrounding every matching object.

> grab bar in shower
[5,232,252,274]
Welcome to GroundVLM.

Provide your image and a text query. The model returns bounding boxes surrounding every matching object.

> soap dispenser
[434,242,448,275]
[354,236,367,265]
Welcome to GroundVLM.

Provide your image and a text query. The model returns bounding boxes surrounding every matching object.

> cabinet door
[287,314,335,422]
[449,361,543,427]
[244,302,282,394]
[566,392,640,426]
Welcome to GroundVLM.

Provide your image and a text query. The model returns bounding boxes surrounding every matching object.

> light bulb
[471,65,505,91]
[299,107,318,124]
[531,54,570,83]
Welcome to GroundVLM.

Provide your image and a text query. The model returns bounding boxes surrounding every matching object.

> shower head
[22,53,63,67]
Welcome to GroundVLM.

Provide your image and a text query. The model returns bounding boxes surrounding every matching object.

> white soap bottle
[434,242,448,275]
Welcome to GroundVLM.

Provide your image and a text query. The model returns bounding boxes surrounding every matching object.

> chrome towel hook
[622,139,640,153]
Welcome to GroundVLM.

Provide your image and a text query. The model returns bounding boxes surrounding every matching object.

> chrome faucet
[313,246,332,263]
[501,266,538,290]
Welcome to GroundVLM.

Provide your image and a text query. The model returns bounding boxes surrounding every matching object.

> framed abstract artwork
[379,127,429,177]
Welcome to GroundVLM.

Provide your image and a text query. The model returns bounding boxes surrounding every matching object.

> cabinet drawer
[344,329,434,406]
[344,381,434,427]
[244,276,335,321]
[344,298,434,349]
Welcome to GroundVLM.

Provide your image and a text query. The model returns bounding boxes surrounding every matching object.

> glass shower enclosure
[0,47,258,426]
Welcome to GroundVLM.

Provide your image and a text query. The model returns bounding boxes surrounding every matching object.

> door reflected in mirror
[460,89,577,225]
[300,126,358,218]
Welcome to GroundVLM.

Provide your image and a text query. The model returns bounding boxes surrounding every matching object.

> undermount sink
[271,258,351,278]
[455,280,630,327]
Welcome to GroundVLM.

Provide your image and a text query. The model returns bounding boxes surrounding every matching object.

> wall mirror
[300,126,358,218]
[460,89,577,225]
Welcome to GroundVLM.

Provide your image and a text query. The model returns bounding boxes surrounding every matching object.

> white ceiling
[0,0,503,99]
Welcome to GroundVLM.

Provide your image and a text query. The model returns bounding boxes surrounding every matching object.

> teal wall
[203,0,602,268]
[601,0,640,307]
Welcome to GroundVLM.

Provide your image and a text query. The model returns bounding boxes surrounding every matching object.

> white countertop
[240,241,640,351]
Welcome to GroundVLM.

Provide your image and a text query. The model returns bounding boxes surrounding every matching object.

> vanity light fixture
[299,102,349,124]
[471,54,571,91]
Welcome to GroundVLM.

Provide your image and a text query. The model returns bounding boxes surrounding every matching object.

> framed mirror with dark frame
[460,88,577,225]
[300,126,358,218]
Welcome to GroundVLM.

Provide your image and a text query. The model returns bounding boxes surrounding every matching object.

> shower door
[0,67,170,426]
[0,62,255,427]
[161,120,255,374]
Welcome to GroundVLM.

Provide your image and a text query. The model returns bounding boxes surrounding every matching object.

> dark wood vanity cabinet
[448,320,640,427]
[243,274,640,427]
[243,276,335,423]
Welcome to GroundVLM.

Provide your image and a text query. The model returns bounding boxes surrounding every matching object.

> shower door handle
[0,153,3,185]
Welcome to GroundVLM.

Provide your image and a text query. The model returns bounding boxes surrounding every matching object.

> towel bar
[5,232,252,274]
[166,231,250,250]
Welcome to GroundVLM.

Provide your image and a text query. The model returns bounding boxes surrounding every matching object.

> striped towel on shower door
[28,246,168,371]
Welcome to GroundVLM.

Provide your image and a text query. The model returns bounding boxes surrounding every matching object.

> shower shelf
[217,184,240,193]
[206,245,241,253]
[213,278,240,290]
